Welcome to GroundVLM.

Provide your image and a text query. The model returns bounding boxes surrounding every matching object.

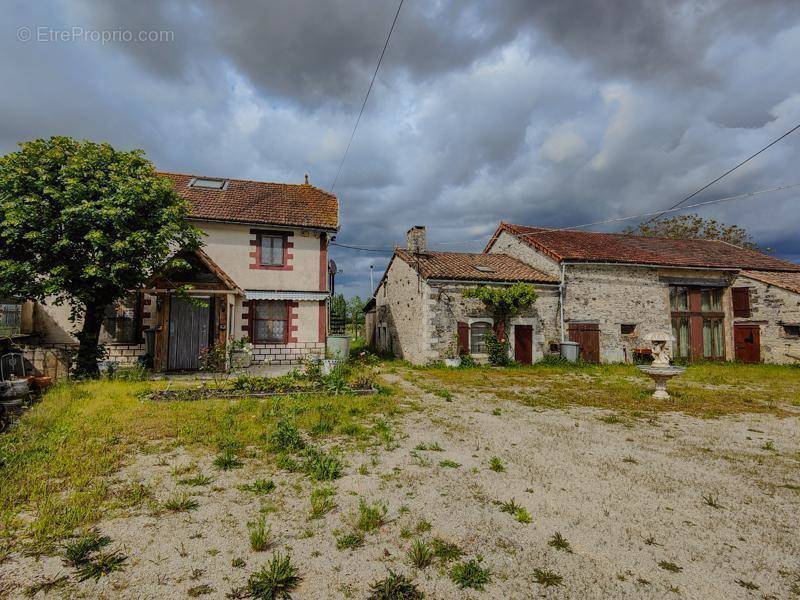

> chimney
[406,225,427,253]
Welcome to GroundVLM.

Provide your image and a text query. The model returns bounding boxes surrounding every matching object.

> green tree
[626,214,764,251]
[0,137,201,377]
[346,295,366,339]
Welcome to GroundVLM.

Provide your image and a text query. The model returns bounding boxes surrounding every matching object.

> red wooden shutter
[457,322,469,354]
[732,287,751,318]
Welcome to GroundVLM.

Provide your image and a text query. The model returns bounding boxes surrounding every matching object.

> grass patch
[212,450,243,471]
[357,499,388,533]
[164,492,199,512]
[239,479,276,495]
[75,550,127,582]
[309,486,337,519]
[335,531,365,550]
[0,379,395,552]
[179,474,213,487]
[450,557,491,591]
[23,574,70,597]
[368,570,424,599]
[431,537,463,563]
[548,531,572,553]
[248,518,272,552]
[419,362,800,418]
[407,539,433,569]
[187,583,214,597]
[658,560,683,573]
[702,493,723,509]
[489,457,506,472]
[533,568,563,588]
[241,552,301,599]
[438,459,461,468]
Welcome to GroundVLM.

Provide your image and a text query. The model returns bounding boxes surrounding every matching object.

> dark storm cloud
[2,0,800,298]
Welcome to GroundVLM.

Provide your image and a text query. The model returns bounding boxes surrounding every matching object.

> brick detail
[319,235,328,291]
[318,300,326,343]
[250,342,325,365]
[249,229,294,271]
[287,301,299,343]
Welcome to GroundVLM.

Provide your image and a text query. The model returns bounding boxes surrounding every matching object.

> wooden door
[734,324,760,363]
[168,296,210,370]
[514,325,533,364]
[568,323,600,363]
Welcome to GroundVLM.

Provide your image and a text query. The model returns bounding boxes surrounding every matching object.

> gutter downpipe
[559,262,566,342]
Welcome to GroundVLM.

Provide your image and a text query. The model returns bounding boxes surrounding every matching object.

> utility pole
[369,264,374,295]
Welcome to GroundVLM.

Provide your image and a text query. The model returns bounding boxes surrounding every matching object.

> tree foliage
[462,282,538,325]
[625,214,763,250]
[0,136,201,376]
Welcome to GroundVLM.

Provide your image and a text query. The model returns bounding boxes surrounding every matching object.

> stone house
[365,227,560,364]
[367,222,800,365]
[19,172,339,371]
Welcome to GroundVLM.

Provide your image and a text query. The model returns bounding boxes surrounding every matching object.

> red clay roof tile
[490,223,800,272]
[395,249,558,283]
[161,172,339,231]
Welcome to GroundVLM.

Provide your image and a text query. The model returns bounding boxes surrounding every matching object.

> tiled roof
[395,249,558,283]
[161,172,339,231]
[489,223,800,272]
[740,270,800,294]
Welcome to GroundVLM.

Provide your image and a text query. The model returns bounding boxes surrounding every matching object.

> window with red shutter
[456,322,469,355]
[732,287,751,318]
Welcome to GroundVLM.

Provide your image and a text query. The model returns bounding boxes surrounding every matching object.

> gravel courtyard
[1,365,799,599]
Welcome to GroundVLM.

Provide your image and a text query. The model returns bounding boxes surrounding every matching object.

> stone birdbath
[637,331,685,399]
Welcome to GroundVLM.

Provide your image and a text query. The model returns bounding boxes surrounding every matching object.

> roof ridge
[158,171,337,199]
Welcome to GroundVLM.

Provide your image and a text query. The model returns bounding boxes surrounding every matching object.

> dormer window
[189,178,227,190]
[474,265,495,273]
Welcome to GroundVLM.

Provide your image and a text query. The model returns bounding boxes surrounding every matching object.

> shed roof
[740,270,800,294]
[487,223,800,272]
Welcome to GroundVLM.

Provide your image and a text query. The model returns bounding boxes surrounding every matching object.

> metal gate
[168,296,210,370]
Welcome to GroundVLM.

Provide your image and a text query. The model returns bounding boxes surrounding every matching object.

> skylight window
[189,178,227,190]
[474,265,495,273]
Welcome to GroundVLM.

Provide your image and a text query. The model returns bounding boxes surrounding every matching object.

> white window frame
[467,318,493,355]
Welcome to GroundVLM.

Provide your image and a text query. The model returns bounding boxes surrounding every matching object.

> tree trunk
[74,302,105,378]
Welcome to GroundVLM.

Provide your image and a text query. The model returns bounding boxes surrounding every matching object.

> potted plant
[443,334,462,368]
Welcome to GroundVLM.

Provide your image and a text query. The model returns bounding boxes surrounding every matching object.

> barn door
[168,295,211,370]
[568,323,600,363]
[514,325,533,364]
[734,324,760,363]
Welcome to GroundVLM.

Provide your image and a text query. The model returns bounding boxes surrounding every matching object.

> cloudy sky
[3,0,800,298]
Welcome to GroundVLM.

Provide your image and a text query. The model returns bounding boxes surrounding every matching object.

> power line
[644,122,800,224]
[330,182,798,252]
[330,0,404,192]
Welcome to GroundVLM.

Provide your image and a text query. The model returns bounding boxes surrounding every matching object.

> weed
[514,508,532,524]
[433,389,453,401]
[62,530,111,567]
[75,551,127,581]
[213,451,243,471]
[533,568,563,588]
[188,584,214,597]
[658,561,683,573]
[23,574,69,597]
[431,538,462,563]
[276,453,302,472]
[702,494,723,509]
[244,552,301,599]
[450,558,491,591]
[491,408,502,416]
[600,414,622,424]
[548,532,572,553]
[303,447,344,481]
[249,518,272,552]
[190,568,205,580]
[310,486,337,519]
[179,474,213,486]
[407,539,433,569]
[761,440,775,451]
[415,519,432,534]
[622,455,638,464]
[164,492,199,512]
[438,459,461,468]
[368,570,424,599]
[311,404,339,436]
[735,579,759,590]
[409,451,431,467]
[498,499,521,514]
[239,479,277,495]
[335,531,365,550]
[414,442,443,452]
[489,457,506,472]
[357,499,388,533]
[642,534,661,546]
[232,557,246,568]
[269,419,306,453]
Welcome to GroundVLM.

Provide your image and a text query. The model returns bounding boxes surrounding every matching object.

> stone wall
[373,256,427,362]
[734,275,800,364]
[425,282,561,363]
[563,264,737,362]
[487,230,562,277]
